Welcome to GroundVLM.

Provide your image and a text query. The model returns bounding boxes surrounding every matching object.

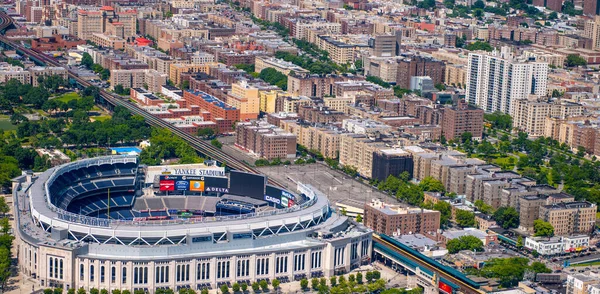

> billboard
[159,180,175,191]
[264,195,281,205]
[159,175,228,193]
[229,171,266,200]
[175,180,189,191]
[161,167,226,177]
[281,196,289,207]
[189,180,205,192]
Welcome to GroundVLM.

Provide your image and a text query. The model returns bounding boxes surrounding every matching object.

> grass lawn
[55,92,81,103]
[91,115,110,122]
[571,261,600,267]
[493,156,515,168]
[0,115,17,131]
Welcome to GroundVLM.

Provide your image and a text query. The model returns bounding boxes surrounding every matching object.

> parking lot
[258,163,401,208]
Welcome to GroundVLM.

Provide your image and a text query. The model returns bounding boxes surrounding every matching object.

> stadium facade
[13,156,372,292]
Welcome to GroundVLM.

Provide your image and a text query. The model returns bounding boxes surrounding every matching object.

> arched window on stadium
[236,259,249,277]
[176,264,190,282]
[80,264,84,281]
[256,257,269,276]
[59,259,63,280]
[216,261,230,279]
[334,247,345,267]
[90,265,95,282]
[34,252,37,269]
[122,267,127,284]
[350,242,359,260]
[144,267,148,284]
[134,267,138,284]
[48,257,53,278]
[361,239,370,257]
[156,265,170,284]
[275,256,288,274]
[294,253,306,272]
[100,266,105,283]
[311,251,322,269]
[197,262,210,281]
[111,266,116,283]
[54,258,59,279]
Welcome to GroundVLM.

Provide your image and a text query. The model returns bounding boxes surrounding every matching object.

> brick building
[363,199,440,236]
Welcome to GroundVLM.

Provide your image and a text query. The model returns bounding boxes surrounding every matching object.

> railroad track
[0,11,283,187]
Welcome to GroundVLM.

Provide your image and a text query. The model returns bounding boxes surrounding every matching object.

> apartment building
[110,69,167,93]
[280,120,342,159]
[293,21,341,40]
[28,66,68,87]
[513,98,584,137]
[183,90,240,133]
[235,120,297,160]
[465,167,523,208]
[363,199,440,236]
[567,273,600,294]
[315,35,360,64]
[396,54,445,89]
[254,56,309,76]
[412,150,486,194]
[77,6,136,40]
[441,100,484,141]
[259,90,281,114]
[539,202,596,236]
[90,33,126,50]
[0,64,30,84]
[226,80,261,121]
[466,47,548,114]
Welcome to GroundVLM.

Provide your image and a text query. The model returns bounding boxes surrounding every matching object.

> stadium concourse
[12,156,372,293]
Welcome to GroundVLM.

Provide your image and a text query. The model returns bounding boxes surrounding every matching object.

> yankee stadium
[12,155,372,293]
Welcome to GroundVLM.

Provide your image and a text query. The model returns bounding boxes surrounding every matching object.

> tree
[493,207,519,229]
[473,0,485,8]
[356,272,363,284]
[221,284,230,294]
[44,289,53,294]
[366,271,373,283]
[433,201,452,226]
[0,218,9,234]
[356,214,363,223]
[455,210,476,227]
[366,76,391,88]
[81,52,93,69]
[77,288,86,294]
[272,279,280,290]
[259,68,288,90]
[300,278,309,290]
[566,54,587,67]
[252,282,260,292]
[548,11,558,19]
[474,200,494,215]
[446,235,484,253]
[100,290,108,294]
[516,235,524,249]
[100,68,110,80]
[419,176,445,192]
[197,128,215,139]
[465,41,493,51]
[0,197,8,216]
[233,283,240,293]
[241,283,248,292]
[211,139,223,149]
[533,219,554,237]
[530,261,552,274]
[312,278,319,290]
[330,276,337,286]
[480,257,529,287]
[259,280,269,291]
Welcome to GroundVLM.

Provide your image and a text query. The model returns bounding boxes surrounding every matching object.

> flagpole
[107,188,110,220]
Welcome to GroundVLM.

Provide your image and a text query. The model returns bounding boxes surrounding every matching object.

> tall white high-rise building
[466,47,548,115]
